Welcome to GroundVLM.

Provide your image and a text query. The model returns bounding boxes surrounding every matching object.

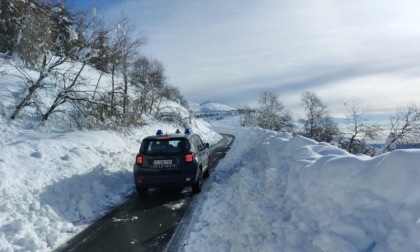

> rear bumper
[133,165,199,188]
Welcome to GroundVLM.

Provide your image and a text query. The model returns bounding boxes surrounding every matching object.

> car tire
[203,166,210,178]
[192,170,203,194]
[136,186,148,196]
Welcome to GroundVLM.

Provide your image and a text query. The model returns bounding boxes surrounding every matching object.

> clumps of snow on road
[183,117,420,252]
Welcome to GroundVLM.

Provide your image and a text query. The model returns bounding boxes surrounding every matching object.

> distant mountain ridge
[188,101,237,113]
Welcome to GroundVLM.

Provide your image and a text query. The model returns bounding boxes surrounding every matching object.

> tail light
[185,153,194,163]
[136,155,143,165]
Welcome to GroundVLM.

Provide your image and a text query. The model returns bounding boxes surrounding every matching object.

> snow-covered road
[56,134,234,252]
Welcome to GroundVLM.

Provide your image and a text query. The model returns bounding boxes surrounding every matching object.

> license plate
[153,160,172,165]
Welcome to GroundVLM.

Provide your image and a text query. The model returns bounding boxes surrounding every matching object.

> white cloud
[102,0,420,118]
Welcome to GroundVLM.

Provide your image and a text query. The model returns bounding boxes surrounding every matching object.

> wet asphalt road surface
[55,134,234,252]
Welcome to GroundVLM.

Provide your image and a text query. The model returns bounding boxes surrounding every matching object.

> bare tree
[10,54,68,119]
[257,91,293,132]
[300,91,339,142]
[106,15,146,120]
[240,105,257,127]
[376,102,420,154]
[106,21,126,118]
[130,56,166,117]
[130,56,150,117]
[116,17,146,118]
[41,62,87,121]
[340,101,380,155]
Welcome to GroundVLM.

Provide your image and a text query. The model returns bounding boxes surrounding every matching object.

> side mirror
[205,143,209,149]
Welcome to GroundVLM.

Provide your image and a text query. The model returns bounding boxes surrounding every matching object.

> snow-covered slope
[0,57,222,251]
[181,116,420,252]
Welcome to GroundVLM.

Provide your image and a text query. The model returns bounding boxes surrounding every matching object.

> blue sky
[72,0,420,120]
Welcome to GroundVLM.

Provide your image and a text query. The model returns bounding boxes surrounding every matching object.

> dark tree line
[1,0,186,128]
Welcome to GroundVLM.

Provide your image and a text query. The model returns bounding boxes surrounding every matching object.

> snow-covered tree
[257,91,293,132]
[5,0,55,68]
[89,27,110,73]
[10,2,97,120]
[0,0,24,55]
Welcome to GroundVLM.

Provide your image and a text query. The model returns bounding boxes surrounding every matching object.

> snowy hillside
[181,116,420,252]
[0,57,222,251]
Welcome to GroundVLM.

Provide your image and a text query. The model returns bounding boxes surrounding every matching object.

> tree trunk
[92,71,104,100]
[110,64,115,116]
[123,70,128,117]
[42,97,64,121]
[10,73,45,119]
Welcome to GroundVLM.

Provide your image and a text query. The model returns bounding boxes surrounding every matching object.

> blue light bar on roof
[156,129,164,135]
[185,128,191,134]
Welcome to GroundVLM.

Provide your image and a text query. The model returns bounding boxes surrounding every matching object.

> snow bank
[183,118,420,252]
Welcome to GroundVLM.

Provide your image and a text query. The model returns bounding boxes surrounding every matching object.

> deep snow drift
[181,117,420,252]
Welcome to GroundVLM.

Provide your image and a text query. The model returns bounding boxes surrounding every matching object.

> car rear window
[142,139,189,154]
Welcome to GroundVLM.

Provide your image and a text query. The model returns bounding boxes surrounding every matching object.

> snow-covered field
[182,116,420,252]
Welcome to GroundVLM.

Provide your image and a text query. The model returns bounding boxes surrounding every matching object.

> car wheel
[203,166,210,178]
[136,186,148,196]
[192,170,203,194]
